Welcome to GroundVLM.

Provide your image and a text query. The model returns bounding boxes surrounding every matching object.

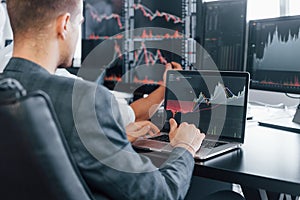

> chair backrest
[0,78,94,200]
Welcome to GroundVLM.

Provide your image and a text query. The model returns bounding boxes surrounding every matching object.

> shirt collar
[4,57,51,75]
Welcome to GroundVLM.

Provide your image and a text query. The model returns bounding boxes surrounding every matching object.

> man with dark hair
[3,0,205,199]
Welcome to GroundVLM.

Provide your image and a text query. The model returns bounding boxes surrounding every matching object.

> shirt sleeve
[110,90,135,126]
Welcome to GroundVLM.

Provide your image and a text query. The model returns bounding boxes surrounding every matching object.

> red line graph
[133,42,168,66]
[133,76,164,85]
[104,75,122,82]
[261,76,300,87]
[166,100,222,116]
[88,34,124,40]
[132,42,168,85]
[133,3,183,24]
[102,41,124,82]
[135,29,183,39]
[88,5,123,30]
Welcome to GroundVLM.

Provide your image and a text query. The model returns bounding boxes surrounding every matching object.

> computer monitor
[80,0,247,95]
[81,0,188,94]
[131,0,186,88]
[246,15,300,132]
[133,0,184,36]
[199,0,247,71]
[81,0,127,89]
[83,0,125,39]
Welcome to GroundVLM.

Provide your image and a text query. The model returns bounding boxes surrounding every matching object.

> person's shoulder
[51,74,113,97]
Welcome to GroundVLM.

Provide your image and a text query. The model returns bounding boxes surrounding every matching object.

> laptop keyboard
[149,135,227,149]
[149,134,170,142]
[201,140,226,149]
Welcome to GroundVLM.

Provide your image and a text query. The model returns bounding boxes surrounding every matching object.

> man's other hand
[169,118,205,157]
[126,121,160,142]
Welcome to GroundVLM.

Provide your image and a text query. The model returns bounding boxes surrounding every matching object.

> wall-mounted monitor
[83,0,125,39]
[201,0,247,71]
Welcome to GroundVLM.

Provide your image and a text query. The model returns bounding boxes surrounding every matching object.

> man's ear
[56,13,71,40]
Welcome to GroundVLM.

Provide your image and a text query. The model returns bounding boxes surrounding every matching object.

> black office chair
[0,78,95,200]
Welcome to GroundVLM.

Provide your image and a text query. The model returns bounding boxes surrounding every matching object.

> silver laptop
[133,70,249,160]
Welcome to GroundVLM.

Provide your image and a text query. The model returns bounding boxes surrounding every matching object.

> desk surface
[142,123,300,196]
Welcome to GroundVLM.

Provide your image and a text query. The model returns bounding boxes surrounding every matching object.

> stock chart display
[133,0,185,37]
[83,0,125,39]
[130,0,187,86]
[130,40,184,85]
[81,0,247,91]
[247,16,300,94]
[82,0,127,87]
[165,71,247,139]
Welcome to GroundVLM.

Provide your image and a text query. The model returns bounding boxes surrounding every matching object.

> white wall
[0,2,13,49]
[249,90,300,107]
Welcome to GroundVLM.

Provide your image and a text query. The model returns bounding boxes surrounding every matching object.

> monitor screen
[81,0,127,88]
[247,15,300,94]
[81,0,248,93]
[82,0,186,91]
[83,0,125,39]
[199,0,247,71]
[165,71,249,141]
[133,0,185,37]
[130,40,184,86]
[130,0,187,86]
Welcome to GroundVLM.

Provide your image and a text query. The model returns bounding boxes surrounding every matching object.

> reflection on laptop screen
[164,71,248,141]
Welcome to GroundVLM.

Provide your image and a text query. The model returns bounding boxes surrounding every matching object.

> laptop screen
[164,70,249,142]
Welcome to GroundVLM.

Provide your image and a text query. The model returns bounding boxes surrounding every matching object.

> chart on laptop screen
[165,72,247,139]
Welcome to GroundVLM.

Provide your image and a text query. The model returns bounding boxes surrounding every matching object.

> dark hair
[7,0,81,35]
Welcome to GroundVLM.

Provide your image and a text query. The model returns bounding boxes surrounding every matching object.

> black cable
[285,93,300,99]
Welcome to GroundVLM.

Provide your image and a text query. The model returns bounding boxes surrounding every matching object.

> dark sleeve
[71,82,195,200]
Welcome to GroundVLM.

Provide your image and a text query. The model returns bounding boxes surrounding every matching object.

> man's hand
[162,62,183,86]
[130,62,182,122]
[126,121,160,143]
[169,118,205,157]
